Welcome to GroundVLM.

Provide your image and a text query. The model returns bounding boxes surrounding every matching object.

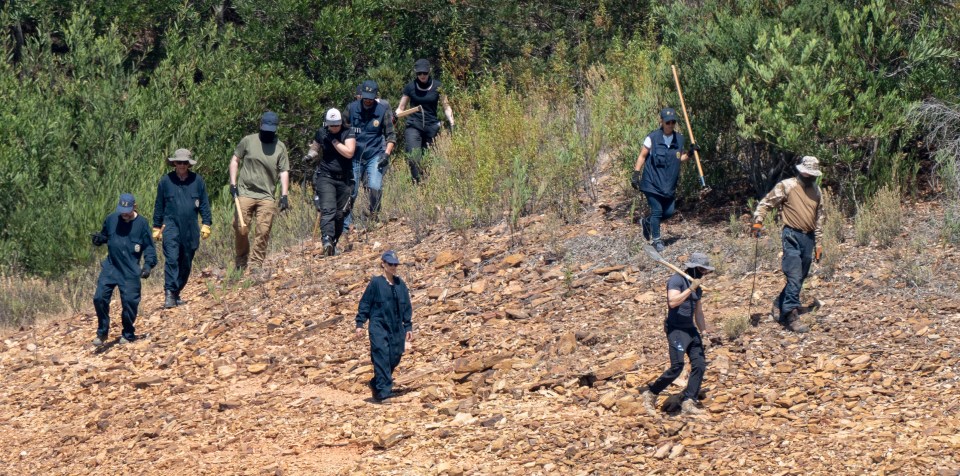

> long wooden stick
[234,196,246,230]
[396,106,422,119]
[312,212,321,240]
[671,65,707,188]
[642,244,708,291]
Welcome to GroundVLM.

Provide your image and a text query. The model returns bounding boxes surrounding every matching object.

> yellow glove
[200,224,211,240]
[152,227,162,241]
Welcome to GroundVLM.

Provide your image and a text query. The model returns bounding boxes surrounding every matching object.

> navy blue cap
[116,193,135,214]
[381,250,400,265]
[660,107,678,122]
[360,80,378,100]
[260,111,279,132]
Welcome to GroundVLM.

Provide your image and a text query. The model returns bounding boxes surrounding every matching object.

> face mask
[688,268,703,280]
[259,130,276,143]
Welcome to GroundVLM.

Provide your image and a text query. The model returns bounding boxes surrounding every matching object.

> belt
[316,170,352,181]
[784,225,814,235]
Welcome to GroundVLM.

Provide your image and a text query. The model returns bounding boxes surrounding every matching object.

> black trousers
[403,123,439,183]
[313,173,353,243]
[163,238,197,295]
[648,324,706,402]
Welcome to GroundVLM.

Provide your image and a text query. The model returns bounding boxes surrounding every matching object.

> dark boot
[164,290,177,309]
[322,236,334,257]
[783,309,809,333]
[174,291,186,306]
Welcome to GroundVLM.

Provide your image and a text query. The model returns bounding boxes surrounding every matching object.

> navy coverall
[93,212,157,340]
[356,275,413,400]
[153,171,212,296]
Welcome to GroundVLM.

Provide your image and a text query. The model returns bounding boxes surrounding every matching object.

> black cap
[414,59,431,74]
[360,80,378,100]
[260,111,279,132]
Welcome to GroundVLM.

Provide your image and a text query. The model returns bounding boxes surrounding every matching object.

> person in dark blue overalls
[91,193,158,345]
[344,80,397,227]
[395,58,456,183]
[152,148,212,308]
[355,250,413,402]
[630,107,701,252]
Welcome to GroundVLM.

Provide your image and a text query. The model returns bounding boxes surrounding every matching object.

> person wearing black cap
[395,58,455,183]
[630,107,701,252]
[355,250,413,402]
[306,108,356,256]
[91,193,158,345]
[344,80,397,227]
[229,111,290,271]
[153,148,212,308]
[641,252,714,416]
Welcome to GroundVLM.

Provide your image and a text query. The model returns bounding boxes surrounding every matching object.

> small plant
[722,315,750,341]
[818,189,845,279]
[728,212,741,238]
[854,184,902,248]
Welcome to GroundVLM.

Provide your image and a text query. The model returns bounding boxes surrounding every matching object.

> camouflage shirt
[754,177,823,241]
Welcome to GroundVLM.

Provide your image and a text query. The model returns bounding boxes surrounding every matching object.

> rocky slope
[2,182,959,475]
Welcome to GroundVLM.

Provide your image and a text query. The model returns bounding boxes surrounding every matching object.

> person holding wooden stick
[229,111,290,272]
[395,59,455,183]
[641,252,713,416]
[630,107,701,252]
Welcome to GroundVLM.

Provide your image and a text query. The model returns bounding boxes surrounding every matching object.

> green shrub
[854,184,902,248]
[818,189,844,279]
[722,315,750,341]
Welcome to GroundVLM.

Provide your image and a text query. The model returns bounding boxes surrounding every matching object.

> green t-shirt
[234,133,290,201]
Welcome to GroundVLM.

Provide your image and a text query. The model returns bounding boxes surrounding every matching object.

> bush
[818,189,844,279]
[854,184,902,248]
[0,274,66,328]
[722,315,750,341]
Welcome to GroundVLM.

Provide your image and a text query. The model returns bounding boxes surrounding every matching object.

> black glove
[230,185,239,199]
[689,143,701,156]
[378,153,390,169]
[279,194,290,212]
[140,266,151,279]
[91,232,107,246]
[630,170,642,191]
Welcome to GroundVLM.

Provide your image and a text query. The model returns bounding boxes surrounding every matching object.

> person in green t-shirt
[229,111,290,271]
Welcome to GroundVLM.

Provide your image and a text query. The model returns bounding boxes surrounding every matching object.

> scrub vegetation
[1,0,958,326]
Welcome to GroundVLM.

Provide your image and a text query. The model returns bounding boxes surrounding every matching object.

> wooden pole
[671,65,707,188]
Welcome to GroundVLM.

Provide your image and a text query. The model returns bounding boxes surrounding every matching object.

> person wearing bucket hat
[355,250,413,402]
[306,108,357,256]
[229,111,290,271]
[153,148,212,308]
[395,58,456,183]
[641,252,714,416]
[752,155,824,333]
[91,193,158,345]
[344,80,396,229]
[631,107,701,253]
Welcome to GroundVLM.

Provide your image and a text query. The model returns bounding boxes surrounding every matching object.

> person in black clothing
[306,108,357,256]
[641,252,714,416]
[152,148,213,308]
[395,58,455,183]
[355,250,413,402]
[91,193,158,345]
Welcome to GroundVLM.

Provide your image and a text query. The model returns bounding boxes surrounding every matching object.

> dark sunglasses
[416,72,429,76]
[383,262,399,267]
[665,120,676,125]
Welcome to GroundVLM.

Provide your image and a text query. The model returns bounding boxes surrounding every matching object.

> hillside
[2,170,960,475]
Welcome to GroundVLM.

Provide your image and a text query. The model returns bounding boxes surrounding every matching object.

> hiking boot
[681,399,705,415]
[641,389,658,415]
[641,217,651,241]
[322,236,335,257]
[119,335,136,344]
[164,290,177,309]
[784,309,809,333]
[92,335,106,346]
[175,295,186,306]
[653,240,665,253]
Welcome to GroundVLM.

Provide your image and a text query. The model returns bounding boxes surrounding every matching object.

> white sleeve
[642,136,652,149]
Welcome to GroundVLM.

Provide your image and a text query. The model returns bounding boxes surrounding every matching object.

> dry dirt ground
[2,174,959,475]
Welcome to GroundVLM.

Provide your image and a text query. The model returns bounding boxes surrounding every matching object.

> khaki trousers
[234,196,277,269]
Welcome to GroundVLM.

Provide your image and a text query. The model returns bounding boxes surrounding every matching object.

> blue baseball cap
[660,107,678,122]
[360,80,379,100]
[260,111,279,132]
[116,193,135,214]
[381,250,400,265]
